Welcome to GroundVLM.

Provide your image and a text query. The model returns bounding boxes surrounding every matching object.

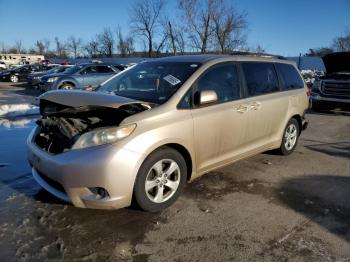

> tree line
[305,28,350,57]
[0,0,254,58]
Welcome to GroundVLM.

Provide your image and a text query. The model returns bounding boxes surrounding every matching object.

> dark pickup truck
[311,52,350,111]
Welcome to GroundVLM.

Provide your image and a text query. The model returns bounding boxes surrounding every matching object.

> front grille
[322,81,350,98]
[37,170,66,194]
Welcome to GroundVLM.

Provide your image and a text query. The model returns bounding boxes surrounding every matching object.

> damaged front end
[34,92,152,154]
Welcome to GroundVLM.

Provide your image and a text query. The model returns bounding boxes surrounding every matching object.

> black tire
[133,147,187,212]
[277,118,300,155]
[59,83,74,90]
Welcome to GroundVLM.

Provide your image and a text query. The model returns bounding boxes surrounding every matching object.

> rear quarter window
[242,62,279,97]
[275,63,304,90]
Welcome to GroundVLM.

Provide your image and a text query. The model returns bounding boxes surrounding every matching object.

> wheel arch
[58,79,76,89]
[290,114,302,134]
[148,143,194,182]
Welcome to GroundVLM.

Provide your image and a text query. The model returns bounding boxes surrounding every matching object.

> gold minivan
[27,55,309,212]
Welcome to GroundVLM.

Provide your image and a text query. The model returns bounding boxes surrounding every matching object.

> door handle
[234,102,261,113]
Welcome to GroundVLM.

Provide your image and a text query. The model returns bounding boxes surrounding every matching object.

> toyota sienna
[27,55,309,212]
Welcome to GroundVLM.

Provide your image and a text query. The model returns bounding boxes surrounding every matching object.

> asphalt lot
[0,82,349,261]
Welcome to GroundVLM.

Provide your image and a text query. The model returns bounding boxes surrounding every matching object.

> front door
[191,62,249,174]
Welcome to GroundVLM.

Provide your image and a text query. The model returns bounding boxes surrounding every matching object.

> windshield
[63,65,83,74]
[46,66,68,74]
[98,62,201,104]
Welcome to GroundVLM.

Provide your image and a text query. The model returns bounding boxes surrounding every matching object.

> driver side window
[196,63,241,104]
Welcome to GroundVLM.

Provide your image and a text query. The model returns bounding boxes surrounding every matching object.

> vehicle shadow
[276,175,350,243]
[308,108,350,116]
[303,139,350,159]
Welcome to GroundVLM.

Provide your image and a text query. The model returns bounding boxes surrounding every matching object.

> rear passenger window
[275,63,304,90]
[97,66,114,73]
[242,62,279,96]
[196,63,241,104]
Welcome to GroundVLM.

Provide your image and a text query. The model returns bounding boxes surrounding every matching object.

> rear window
[242,62,279,97]
[276,63,304,90]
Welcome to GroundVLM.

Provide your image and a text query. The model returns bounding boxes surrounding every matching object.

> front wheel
[277,118,300,155]
[59,83,74,90]
[133,147,187,212]
[10,74,19,83]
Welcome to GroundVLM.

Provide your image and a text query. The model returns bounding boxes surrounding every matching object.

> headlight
[47,77,58,82]
[72,124,136,150]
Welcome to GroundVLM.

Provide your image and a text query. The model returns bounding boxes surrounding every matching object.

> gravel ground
[0,82,349,261]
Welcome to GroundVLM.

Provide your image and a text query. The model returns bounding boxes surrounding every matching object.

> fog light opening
[89,187,110,199]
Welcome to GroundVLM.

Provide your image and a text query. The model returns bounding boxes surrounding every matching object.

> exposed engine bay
[35,99,151,154]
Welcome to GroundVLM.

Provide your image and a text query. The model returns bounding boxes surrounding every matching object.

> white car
[0,61,6,71]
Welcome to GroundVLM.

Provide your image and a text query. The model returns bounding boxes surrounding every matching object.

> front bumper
[28,78,41,86]
[27,127,146,209]
[310,92,350,110]
[39,81,57,91]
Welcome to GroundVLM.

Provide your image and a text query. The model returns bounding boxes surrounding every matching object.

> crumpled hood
[39,90,142,109]
[323,52,350,74]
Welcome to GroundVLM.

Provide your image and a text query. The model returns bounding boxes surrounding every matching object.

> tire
[59,83,74,90]
[10,75,19,83]
[133,147,187,212]
[277,118,300,155]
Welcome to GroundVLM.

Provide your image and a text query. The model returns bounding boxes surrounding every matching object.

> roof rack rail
[229,51,286,60]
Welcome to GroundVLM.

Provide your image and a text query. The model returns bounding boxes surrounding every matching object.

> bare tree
[130,0,164,57]
[0,42,6,53]
[179,0,217,53]
[67,36,83,58]
[159,18,186,55]
[212,0,247,53]
[116,27,135,56]
[54,37,67,58]
[14,40,24,53]
[85,37,100,57]
[333,29,350,52]
[305,47,334,57]
[35,40,45,55]
[43,39,50,54]
[97,27,115,57]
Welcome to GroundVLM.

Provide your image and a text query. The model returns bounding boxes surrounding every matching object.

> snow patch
[0,118,34,128]
[0,104,39,117]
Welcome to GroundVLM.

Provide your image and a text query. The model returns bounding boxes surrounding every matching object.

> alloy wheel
[145,159,181,203]
[284,123,298,151]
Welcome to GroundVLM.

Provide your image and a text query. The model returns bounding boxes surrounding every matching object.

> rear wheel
[277,118,299,155]
[59,83,74,90]
[10,75,18,83]
[133,147,187,212]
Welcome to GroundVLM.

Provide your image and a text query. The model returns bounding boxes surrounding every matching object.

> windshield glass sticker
[163,74,181,86]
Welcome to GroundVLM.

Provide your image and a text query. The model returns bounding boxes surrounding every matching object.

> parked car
[27,55,309,212]
[39,63,124,91]
[0,64,53,83]
[311,52,350,111]
[27,65,72,87]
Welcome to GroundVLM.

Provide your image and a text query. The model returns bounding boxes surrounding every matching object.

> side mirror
[82,86,96,91]
[196,90,218,105]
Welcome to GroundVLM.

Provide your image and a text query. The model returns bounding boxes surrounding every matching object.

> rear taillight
[306,89,311,97]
